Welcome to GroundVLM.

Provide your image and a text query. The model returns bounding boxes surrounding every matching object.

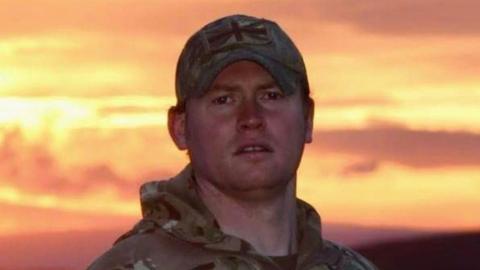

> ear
[168,106,188,150]
[304,98,314,144]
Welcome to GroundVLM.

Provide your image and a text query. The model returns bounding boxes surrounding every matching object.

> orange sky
[1,0,480,237]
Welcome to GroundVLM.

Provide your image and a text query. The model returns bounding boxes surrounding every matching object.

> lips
[234,143,273,155]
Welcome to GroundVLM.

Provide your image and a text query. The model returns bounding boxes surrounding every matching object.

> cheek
[271,109,306,136]
[186,119,209,149]
[271,115,307,162]
[185,112,231,154]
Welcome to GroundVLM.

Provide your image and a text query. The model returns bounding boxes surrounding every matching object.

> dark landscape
[358,231,480,270]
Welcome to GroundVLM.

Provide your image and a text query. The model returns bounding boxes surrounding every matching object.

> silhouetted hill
[357,231,480,270]
[0,229,128,270]
[324,223,433,247]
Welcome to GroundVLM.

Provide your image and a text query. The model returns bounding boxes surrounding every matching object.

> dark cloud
[299,0,480,35]
[0,127,171,198]
[314,127,480,168]
[341,160,379,177]
[364,119,408,130]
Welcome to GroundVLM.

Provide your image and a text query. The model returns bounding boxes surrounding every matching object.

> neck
[196,176,298,256]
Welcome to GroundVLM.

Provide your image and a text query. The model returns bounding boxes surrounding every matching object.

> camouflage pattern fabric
[87,165,378,270]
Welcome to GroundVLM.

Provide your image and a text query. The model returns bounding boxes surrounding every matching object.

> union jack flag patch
[201,18,272,54]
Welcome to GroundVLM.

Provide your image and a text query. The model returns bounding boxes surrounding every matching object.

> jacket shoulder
[87,233,165,270]
[322,240,378,270]
[87,219,195,270]
[87,234,144,270]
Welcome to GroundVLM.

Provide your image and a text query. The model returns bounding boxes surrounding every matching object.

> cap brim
[194,49,299,98]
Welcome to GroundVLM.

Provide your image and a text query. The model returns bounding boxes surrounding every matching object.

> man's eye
[212,95,232,105]
[262,91,284,100]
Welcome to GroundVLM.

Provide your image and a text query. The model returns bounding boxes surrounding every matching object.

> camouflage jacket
[87,165,378,270]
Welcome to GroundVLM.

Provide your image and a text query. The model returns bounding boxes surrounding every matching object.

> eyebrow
[257,80,277,90]
[210,80,277,92]
[210,83,241,92]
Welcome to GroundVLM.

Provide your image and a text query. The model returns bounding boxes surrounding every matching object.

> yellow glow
[0,96,175,143]
[298,154,480,231]
[0,35,83,54]
[0,72,14,89]
[0,185,137,216]
[0,185,21,202]
[314,100,480,132]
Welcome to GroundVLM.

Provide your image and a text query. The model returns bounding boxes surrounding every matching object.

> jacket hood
[116,164,329,267]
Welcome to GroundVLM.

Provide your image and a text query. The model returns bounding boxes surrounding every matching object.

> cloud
[0,33,177,97]
[429,53,480,78]
[0,127,173,198]
[2,0,477,39]
[0,201,136,235]
[301,0,480,36]
[341,160,379,177]
[97,104,163,116]
[0,0,231,38]
[316,97,395,108]
[313,127,480,168]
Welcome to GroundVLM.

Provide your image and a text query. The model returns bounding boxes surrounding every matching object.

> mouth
[234,143,273,155]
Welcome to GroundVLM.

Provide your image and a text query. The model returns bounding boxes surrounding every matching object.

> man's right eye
[211,95,232,105]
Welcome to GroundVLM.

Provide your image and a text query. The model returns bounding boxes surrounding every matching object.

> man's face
[170,60,313,199]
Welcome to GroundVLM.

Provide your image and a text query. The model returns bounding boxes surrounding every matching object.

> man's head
[168,15,314,199]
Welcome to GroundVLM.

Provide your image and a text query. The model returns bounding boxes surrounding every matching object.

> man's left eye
[262,91,284,100]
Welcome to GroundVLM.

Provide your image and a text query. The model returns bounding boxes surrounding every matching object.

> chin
[223,173,291,200]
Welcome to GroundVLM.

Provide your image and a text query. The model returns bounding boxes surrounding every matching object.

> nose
[237,99,265,132]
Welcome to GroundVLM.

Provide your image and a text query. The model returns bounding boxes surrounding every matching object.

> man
[88,14,378,270]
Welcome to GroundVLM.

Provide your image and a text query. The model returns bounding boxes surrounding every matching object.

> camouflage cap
[175,14,310,108]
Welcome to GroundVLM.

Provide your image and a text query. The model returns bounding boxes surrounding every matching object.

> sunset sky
[1,0,479,243]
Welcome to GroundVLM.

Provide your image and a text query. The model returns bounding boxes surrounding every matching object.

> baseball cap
[175,14,310,109]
